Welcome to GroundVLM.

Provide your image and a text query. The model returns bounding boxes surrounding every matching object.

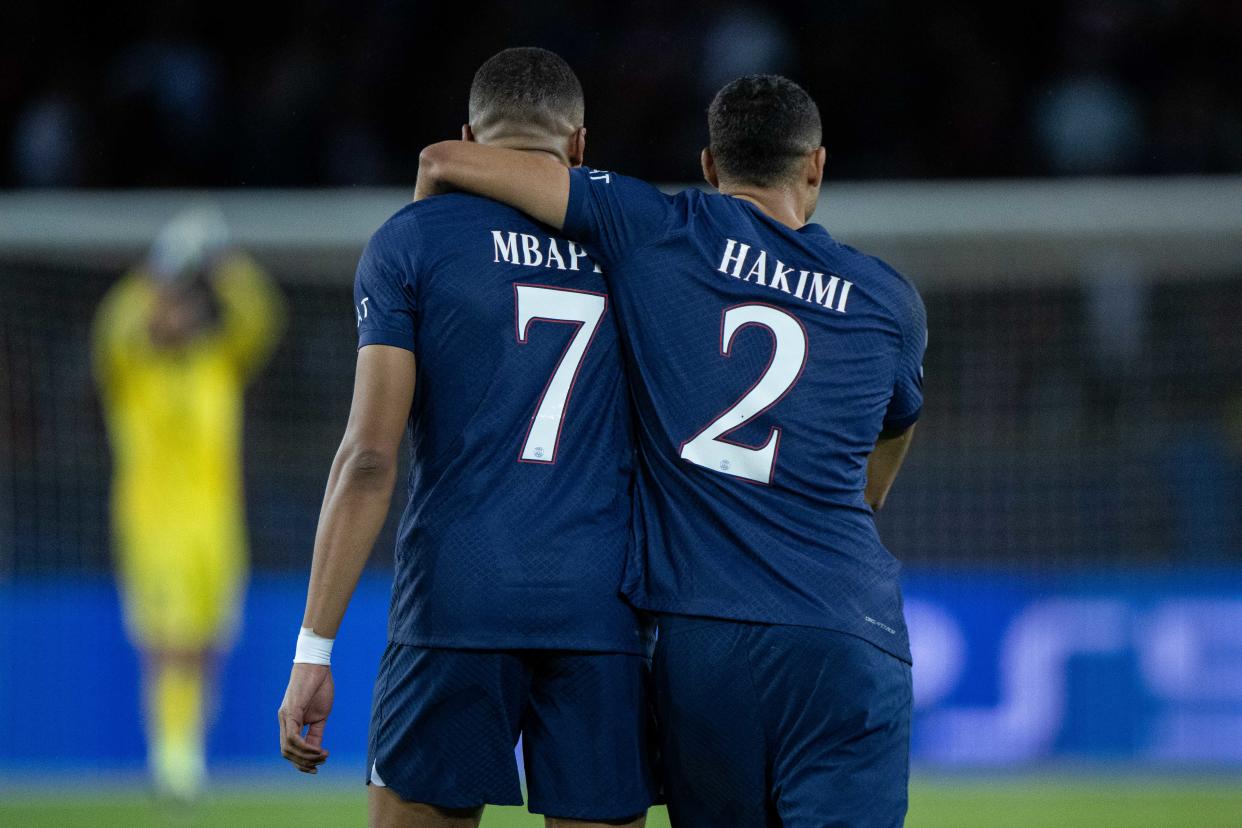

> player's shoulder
[411,191,549,234]
[578,166,685,205]
[374,193,499,233]
[367,195,506,259]
[367,202,422,249]
[825,237,922,309]
[355,203,430,285]
[411,190,514,216]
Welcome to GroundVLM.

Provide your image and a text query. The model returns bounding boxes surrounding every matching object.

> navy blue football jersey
[354,194,644,654]
[563,168,926,662]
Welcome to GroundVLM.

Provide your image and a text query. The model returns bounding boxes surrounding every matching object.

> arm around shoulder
[416,141,570,230]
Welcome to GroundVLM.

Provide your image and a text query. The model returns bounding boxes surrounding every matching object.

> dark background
[4,0,1241,188]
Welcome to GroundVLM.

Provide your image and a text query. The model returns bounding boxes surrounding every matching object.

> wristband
[294,626,334,665]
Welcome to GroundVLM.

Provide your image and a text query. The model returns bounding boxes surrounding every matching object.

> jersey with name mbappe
[355,194,644,654]
[564,168,926,662]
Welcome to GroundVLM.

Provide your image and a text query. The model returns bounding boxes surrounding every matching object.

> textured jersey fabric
[564,168,926,662]
[355,194,644,654]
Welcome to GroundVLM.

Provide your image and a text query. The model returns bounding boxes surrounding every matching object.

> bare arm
[279,343,414,774]
[302,344,415,635]
[415,141,570,230]
[865,425,916,512]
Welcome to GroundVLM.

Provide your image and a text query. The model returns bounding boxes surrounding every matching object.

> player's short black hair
[708,74,822,187]
[469,47,584,135]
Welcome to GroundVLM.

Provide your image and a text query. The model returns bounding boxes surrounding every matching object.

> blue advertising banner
[905,571,1242,765]
[2,571,1240,769]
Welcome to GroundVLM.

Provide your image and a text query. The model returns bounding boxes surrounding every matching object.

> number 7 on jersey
[514,284,608,464]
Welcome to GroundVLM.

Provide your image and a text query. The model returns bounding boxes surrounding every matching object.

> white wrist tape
[294,627,334,665]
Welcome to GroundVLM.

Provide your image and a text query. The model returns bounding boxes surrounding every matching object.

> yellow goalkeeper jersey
[93,254,285,649]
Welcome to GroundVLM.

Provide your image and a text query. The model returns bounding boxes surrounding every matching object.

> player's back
[355,193,643,655]
[563,171,925,661]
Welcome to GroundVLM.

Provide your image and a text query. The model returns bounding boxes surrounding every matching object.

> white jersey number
[679,303,808,484]
[514,284,608,464]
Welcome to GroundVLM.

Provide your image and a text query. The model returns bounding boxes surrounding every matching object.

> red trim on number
[677,301,810,486]
[513,282,610,466]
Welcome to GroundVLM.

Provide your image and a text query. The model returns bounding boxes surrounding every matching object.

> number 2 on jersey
[514,284,608,464]
[679,303,808,484]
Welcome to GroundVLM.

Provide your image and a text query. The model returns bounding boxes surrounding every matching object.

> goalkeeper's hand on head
[149,204,231,284]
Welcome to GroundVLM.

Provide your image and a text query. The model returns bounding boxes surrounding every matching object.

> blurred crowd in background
[3,0,1242,188]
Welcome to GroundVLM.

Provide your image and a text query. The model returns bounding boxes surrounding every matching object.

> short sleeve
[563,167,677,266]
[883,284,927,432]
[354,213,420,352]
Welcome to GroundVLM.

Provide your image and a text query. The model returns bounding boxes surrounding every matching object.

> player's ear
[806,146,826,188]
[567,126,586,168]
[701,148,721,189]
[802,147,826,222]
[462,124,476,143]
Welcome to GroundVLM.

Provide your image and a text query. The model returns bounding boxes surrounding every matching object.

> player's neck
[722,188,807,231]
[478,136,570,167]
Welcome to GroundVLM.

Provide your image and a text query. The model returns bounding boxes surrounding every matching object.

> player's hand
[413,170,448,202]
[413,148,456,202]
[278,663,334,774]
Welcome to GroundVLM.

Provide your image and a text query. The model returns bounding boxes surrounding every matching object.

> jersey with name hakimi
[563,168,926,662]
[354,194,645,654]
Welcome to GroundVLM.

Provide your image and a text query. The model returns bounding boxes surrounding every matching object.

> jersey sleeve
[354,214,420,352]
[883,284,927,432]
[563,167,677,266]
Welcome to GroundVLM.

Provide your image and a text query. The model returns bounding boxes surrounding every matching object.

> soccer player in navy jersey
[417,74,926,827]
[277,48,655,828]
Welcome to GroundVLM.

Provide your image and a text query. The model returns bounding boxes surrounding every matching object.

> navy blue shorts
[367,643,656,820]
[653,615,912,828]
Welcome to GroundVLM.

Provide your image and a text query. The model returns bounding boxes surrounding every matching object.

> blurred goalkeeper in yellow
[93,207,285,801]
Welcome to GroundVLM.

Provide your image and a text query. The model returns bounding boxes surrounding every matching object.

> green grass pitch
[2,777,1239,827]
